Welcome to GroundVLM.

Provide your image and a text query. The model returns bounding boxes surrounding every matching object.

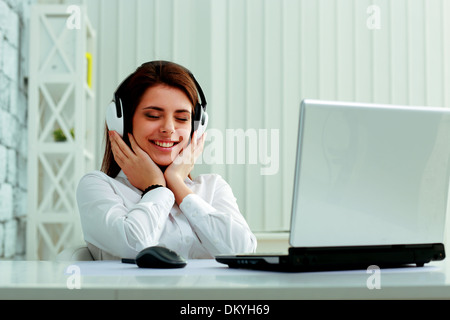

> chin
[147,142,188,167]
[154,159,173,167]
[152,152,179,167]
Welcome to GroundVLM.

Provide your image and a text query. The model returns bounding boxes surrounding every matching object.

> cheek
[131,116,142,137]
[132,118,156,136]
[131,125,145,144]
[178,125,192,145]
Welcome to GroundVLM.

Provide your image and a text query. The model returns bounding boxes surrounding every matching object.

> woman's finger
[192,131,198,147]
[110,131,134,158]
[110,133,125,159]
[194,131,206,158]
[110,140,125,165]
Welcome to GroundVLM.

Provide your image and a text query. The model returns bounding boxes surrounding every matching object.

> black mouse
[135,246,187,269]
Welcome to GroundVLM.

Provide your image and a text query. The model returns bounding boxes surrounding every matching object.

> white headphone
[106,93,125,137]
[106,62,208,141]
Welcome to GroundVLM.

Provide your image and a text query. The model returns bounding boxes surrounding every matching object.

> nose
[160,117,175,134]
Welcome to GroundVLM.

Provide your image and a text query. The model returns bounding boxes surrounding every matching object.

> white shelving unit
[27,4,96,260]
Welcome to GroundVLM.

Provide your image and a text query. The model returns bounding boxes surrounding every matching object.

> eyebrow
[143,106,191,114]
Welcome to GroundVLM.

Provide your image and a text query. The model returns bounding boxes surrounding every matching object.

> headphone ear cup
[106,99,124,137]
[192,103,201,132]
[197,111,208,139]
[192,103,207,141]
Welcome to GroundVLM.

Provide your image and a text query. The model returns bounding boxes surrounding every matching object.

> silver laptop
[216,99,450,271]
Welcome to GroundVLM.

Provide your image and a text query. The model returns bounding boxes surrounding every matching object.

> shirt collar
[115,170,137,191]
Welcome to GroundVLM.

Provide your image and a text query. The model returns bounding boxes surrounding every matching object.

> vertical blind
[86,0,450,233]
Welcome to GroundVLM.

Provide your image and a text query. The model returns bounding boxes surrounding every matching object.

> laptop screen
[290,100,450,247]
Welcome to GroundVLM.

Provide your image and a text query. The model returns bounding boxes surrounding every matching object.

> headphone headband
[114,62,206,112]
[188,71,207,111]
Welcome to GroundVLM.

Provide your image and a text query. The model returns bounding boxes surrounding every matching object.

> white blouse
[76,170,257,260]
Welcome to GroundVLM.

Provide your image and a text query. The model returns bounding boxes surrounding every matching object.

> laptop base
[215,243,445,272]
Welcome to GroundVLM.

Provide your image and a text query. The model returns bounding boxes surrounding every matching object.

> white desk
[1,259,450,300]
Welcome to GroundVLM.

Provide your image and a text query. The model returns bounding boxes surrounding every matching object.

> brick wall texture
[0,0,35,259]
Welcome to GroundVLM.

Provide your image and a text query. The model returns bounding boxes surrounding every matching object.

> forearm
[77,173,175,258]
[165,173,193,205]
[179,193,257,255]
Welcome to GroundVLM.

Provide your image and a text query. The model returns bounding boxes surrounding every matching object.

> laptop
[216,99,450,271]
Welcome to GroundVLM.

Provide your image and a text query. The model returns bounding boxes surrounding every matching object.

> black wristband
[141,184,163,198]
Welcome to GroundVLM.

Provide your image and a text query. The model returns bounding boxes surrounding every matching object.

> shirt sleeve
[179,175,257,256]
[76,172,175,259]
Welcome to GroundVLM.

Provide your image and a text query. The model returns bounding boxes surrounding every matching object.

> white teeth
[154,141,175,148]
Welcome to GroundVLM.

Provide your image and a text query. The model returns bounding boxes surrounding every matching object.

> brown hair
[101,60,199,178]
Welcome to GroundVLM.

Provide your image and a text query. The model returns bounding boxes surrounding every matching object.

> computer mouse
[135,246,187,269]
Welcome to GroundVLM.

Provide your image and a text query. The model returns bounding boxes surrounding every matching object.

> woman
[76,61,257,260]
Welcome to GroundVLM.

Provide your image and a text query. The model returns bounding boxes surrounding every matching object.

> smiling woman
[76,61,257,260]
[101,61,199,178]
[132,85,192,167]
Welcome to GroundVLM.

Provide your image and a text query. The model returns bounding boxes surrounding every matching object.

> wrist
[141,184,164,198]
[164,172,192,205]
[168,180,192,205]
[140,178,166,191]
[164,171,183,185]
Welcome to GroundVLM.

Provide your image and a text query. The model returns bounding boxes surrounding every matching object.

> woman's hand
[109,131,166,191]
[164,131,206,203]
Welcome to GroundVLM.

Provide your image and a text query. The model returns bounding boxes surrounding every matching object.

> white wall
[83,0,450,238]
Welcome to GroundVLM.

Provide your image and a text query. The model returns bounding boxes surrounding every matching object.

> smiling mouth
[151,140,179,148]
